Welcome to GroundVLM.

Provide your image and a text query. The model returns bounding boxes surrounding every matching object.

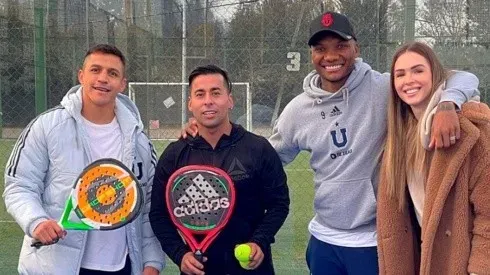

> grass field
[0,139,314,274]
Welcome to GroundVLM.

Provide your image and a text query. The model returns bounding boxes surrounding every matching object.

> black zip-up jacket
[149,123,290,274]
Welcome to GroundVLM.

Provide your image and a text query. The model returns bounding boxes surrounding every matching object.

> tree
[418,0,469,43]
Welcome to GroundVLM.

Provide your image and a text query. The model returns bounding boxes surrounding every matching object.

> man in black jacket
[149,64,290,275]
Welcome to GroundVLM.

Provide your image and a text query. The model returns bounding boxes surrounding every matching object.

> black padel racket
[166,165,236,261]
[31,158,143,248]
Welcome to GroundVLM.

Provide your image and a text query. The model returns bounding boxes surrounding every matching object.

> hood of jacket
[303,58,373,106]
[60,85,144,133]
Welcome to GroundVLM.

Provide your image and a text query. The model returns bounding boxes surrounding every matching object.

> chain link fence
[1,0,489,273]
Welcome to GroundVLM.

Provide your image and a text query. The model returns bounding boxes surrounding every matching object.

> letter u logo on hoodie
[330,128,347,148]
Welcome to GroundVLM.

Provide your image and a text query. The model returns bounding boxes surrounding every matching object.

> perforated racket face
[72,159,143,230]
[166,166,235,233]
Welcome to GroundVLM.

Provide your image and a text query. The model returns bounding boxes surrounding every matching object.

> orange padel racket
[166,165,236,262]
[31,158,143,248]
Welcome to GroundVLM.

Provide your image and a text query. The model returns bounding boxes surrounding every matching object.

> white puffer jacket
[3,85,165,274]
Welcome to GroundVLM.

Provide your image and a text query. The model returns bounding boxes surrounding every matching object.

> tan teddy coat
[377,102,490,275]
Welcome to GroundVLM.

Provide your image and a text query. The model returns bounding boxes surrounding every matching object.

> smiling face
[78,52,127,113]
[310,33,359,92]
[393,51,433,115]
[188,73,233,131]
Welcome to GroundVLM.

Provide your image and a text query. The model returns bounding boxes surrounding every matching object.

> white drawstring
[312,87,349,106]
[312,97,323,107]
[343,88,349,107]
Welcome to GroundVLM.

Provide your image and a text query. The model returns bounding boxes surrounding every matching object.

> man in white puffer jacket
[3,44,165,275]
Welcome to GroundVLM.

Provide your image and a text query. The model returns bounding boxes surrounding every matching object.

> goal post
[128,82,252,138]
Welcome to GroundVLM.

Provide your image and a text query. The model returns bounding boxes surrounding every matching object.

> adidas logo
[177,174,219,204]
[329,106,342,117]
[228,158,250,180]
[173,174,230,218]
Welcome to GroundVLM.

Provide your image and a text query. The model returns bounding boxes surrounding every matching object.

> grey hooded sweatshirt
[269,58,479,247]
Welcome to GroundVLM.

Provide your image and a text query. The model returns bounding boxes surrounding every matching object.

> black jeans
[79,255,131,275]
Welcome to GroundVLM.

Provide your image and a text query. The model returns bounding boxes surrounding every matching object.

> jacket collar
[185,123,246,150]
[61,85,142,136]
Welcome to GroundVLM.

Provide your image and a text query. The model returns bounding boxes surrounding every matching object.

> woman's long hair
[382,41,447,210]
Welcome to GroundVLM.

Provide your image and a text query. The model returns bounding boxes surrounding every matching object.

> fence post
[404,0,416,41]
[0,76,3,138]
[34,0,47,114]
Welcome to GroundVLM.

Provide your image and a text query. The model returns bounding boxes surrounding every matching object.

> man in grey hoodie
[268,11,480,275]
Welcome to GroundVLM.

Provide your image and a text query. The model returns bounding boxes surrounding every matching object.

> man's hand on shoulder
[181,118,199,139]
[429,101,460,149]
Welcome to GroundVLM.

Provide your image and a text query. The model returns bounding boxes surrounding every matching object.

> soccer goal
[128,82,251,140]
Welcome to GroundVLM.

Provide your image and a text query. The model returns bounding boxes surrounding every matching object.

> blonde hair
[382,41,447,210]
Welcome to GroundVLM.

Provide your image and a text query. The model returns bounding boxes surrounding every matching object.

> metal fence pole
[404,0,416,41]
[181,0,187,126]
[34,0,47,114]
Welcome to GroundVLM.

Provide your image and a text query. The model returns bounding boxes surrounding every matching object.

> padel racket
[166,165,236,262]
[31,158,143,248]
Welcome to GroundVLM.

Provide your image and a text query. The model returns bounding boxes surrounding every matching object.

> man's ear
[187,96,192,112]
[120,77,127,93]
[228,93,234,110]
[77,69,83,84]
[310,47,314,64]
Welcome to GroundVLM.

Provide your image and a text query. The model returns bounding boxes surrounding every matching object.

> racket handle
[194,250,204,263]
[31,238,59,248]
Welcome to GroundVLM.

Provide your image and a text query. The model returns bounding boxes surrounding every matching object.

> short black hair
[188,64,232,93]
[84,44,126,68]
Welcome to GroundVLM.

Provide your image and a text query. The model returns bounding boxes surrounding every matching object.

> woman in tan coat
[377,41,490,275]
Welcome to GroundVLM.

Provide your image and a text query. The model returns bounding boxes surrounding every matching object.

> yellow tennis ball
[234,244,252,262]
[239,260,250,269]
